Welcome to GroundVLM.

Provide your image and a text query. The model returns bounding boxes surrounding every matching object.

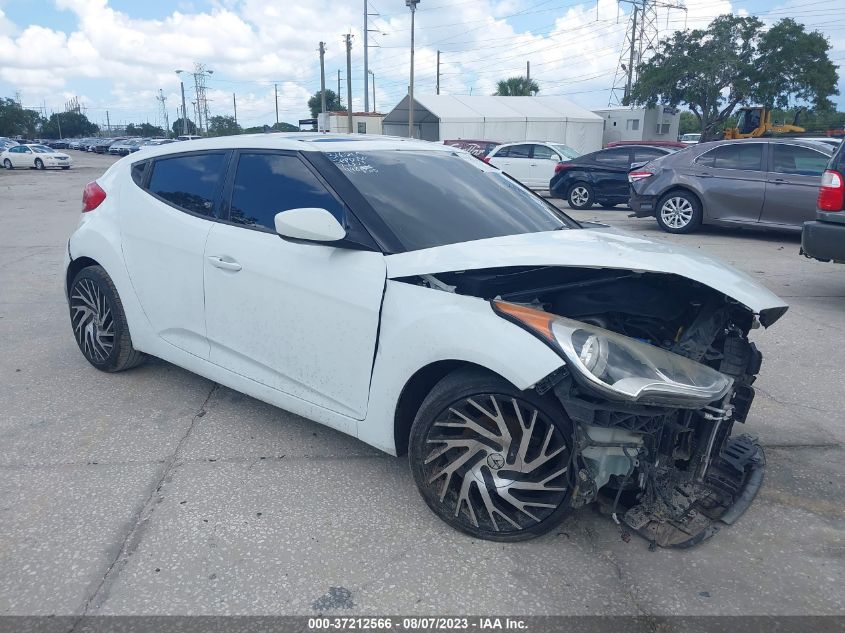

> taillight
[82,181,106,212]
[482,156,491,163]
[554,162,573,173]
[628,171,654,183]
[818,170,844,211]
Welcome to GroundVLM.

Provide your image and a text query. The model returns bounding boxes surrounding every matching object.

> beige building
[317,112,385,135]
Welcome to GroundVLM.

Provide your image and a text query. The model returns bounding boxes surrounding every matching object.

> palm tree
[493,76,540,96]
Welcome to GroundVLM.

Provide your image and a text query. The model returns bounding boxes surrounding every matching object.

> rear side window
[593,148,631,166]
[771,144,829,176]
[532,145,557,160]
[696,144,763,171]
[632,148,667,162]
[131,160,147,186]
[506,145,532,158]
[147,152,227,217]
[228,153,345,230]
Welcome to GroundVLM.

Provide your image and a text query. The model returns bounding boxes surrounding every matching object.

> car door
[529,144,561,189]
[14,146,33,167]
[203,151,386,421]
[590,147,633,200]
[760,143,831,228]
[691,143,766,223]
[488,144,533,186]
[120,150,231,358]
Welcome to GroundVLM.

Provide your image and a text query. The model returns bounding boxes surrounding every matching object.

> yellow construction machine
[723,107,805,139]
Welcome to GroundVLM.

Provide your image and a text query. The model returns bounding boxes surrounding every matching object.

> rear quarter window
[146,152,228,217]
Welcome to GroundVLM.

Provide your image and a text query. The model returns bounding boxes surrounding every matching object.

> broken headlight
[493,301,732,406]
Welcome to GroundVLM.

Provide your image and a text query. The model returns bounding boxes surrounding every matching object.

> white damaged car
[64,134,787,546]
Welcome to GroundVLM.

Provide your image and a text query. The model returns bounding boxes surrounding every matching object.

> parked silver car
[629,138,832,234]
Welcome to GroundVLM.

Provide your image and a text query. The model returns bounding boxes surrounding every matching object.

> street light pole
[406,0,419,139]
[368,69,376,113]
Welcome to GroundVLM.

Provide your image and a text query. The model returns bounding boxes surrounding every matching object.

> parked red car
[606,140,687,150]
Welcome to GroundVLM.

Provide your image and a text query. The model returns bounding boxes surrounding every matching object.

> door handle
[697,172,713,178]
[771,178,789,185]
[207,256,242,272]
[530,163,538,167]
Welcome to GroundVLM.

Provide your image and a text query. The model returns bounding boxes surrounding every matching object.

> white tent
[382,95,604,154]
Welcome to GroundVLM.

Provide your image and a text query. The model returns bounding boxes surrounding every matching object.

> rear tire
[3,159,12,169]
[409,368,574,542]
[655,190,702,234]
[68,265,146,372]
[568,182,594,209]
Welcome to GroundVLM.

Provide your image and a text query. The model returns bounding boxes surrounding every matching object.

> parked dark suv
[801,140,845,263]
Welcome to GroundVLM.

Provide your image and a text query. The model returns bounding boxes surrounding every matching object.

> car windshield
[325,150,578,252]
[32,145,55,153]
[551,144,580,159]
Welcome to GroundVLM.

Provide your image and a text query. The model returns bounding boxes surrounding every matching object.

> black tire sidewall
[655,191,702,234]
[568,182,594,209]
[408,368,574,542]
[69,266,129,371]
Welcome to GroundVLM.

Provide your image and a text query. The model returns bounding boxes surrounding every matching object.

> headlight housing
[493,301,732,407]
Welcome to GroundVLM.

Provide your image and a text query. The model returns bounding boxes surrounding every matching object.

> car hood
[385,227,788,326]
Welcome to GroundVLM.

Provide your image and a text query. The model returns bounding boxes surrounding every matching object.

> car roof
[129,133,455,158]
[692,137,834,154]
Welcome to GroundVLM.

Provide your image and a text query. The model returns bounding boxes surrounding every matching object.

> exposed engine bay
[405,265,782,548]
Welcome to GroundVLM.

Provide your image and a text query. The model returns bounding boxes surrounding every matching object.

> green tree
[40,111,98,139]
[172,117,197,136]
[207,115,241,137]
[137,122,165,137]
[678,111,699,135]
[308,89,344,117]
[0,98,43,138]
[272,122,299,132]
[629,15,839,140]
[493,76,539,96]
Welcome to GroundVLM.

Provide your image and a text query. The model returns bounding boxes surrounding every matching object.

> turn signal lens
[492,301,555,343]
[82,181,106,212]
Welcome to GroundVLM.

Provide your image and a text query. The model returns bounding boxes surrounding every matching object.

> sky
[0,0,842,130]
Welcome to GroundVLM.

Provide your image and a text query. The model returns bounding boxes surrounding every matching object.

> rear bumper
[629,190,658,217]
[801,219,845,263]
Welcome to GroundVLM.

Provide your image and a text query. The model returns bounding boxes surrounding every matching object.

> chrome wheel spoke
[70,278,115,363]
[423,394,570,533]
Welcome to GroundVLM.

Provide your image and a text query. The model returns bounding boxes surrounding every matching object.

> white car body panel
[385,227,787,316]
[203,222,386,419]
[359,280,566,454]
[119,178,213,358]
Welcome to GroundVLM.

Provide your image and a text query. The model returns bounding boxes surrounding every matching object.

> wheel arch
[66,256,101,297]
[657,185,704,213]
[393,360,508,456]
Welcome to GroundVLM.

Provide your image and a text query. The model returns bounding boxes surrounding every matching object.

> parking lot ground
[0,153,843,617]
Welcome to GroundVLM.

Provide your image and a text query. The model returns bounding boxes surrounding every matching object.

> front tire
[35,158,44,170]
[656,191,702,234]
[68,266,145,372]
[568,182,594,209]
[409,368,573,542]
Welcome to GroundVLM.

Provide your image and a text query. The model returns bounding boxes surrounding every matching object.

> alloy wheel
[660,196,694,229]
[70,278,115,363]
[3,159,11,169]
[35,159,44,170]
[570,186,590,207]
[421,394,570,534]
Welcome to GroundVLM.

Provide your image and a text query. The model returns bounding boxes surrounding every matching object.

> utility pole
[344,33,354,133]
[368,70,376,112]
[526,61,530,83]
[625,5,638,101]
[179,81,188,135]
[319,41,327,119]
[363,1,369,113]
[56,113,62,139]
[106,110,110,134]
[233,93,237,126]
[406,0,419,139]
[274,83,279,125]
[337,70,341,106]
[436,50,440,95]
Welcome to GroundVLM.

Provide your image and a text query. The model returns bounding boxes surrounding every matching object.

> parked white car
[680,133,701,145]
[2,144,73,169]
[485,141,580,189]
[65,134,787,546]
